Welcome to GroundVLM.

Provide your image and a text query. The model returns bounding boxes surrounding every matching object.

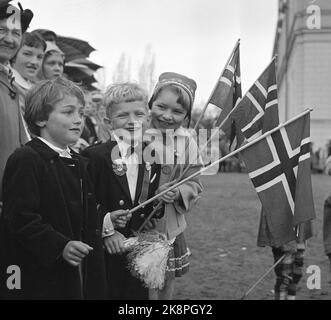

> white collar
[38,137,72,158]
[113,133,139,158]
[10,67,33,91]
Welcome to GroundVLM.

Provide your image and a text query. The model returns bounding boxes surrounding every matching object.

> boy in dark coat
[82,83,160,300]
[0,77,106,299]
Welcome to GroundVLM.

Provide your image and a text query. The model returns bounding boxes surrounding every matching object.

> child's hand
[110,209,132,229]
[156,180,180,203]
[104,230,126,255]
[62,241,93,267]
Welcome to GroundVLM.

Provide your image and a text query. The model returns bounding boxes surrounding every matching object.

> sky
[19,0,278,104]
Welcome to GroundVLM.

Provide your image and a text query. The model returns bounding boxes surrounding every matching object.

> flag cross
[241,83,278,141]
[248,128,311,213]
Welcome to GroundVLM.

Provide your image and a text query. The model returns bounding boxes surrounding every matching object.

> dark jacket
[0,138,107,299]
[0,68,30,203]
[82,139,161,300]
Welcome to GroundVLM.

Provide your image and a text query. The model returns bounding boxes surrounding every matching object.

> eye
[13,30,21,37]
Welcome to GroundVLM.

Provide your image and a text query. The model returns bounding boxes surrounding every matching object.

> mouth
[126,126,141,132]
[0,45,15,50]
[26,66,38,73]
[158,119,174,127]
[69,128,81,134]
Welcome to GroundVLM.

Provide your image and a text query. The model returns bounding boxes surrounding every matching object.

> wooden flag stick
[240,254,286,300]
[131,108,313,217]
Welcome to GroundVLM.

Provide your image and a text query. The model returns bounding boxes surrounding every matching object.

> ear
[35,120,47,128]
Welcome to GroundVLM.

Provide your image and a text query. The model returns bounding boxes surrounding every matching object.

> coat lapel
[104,140,132,202]
[134,162,146,205]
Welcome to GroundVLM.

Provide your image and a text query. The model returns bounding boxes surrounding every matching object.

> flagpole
[240,254,286,300]
[130,108,313,215]
[192,39,240,132]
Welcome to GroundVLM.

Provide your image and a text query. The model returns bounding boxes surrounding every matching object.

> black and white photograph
[0,0,331,305]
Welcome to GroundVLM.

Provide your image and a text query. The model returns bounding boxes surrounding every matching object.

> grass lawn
[173,173,331,300]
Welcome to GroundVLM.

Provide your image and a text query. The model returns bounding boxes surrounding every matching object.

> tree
[112,52,131,83]
[138,44,156,96]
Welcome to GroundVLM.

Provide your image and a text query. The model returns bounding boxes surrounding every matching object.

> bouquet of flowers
[123,231,172,290]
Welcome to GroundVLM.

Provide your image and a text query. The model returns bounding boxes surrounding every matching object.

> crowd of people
[0,1,329,301]
[0,1,203,300]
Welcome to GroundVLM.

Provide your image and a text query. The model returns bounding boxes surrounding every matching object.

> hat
[45,41,64,55]
[0,2,33,33]
[153,72,197,108]
[91,91,103,102]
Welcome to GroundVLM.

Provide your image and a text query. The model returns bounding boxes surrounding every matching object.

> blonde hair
[104,82,148,118]
[24,77,85,136]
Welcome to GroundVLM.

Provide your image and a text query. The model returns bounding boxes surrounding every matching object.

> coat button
[119,200,124,206]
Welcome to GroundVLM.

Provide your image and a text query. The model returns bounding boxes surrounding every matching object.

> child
[82,83,160,300]
[147,72,203,300]
[10,31,46,142]
[0,77,106,299]
[10,31,46,97]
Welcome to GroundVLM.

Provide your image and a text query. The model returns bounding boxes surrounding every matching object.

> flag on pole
[209,44,242,128]
[240,112,315,246]
[230,58,279,143]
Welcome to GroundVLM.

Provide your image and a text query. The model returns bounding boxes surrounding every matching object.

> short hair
[10,31,46,63]
[104,82,148,118]
[149,84,192,125]
[21,31,46,51]
[24,77,85,136]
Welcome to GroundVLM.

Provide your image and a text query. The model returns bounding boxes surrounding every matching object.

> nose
[30,55,39,65]
[161,109,173,121]
[73,111,83,125]
[3,31,15,45]
[127,113,137,124]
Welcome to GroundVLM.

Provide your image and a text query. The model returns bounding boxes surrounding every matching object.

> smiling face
[12,44,44,80]
[0,15,22,64]
[150,87,188,132]
[109,101,149,142]
[43,51,64,79]
[38,95,84,149]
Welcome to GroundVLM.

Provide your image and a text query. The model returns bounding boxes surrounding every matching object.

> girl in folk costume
[147,72,203,299]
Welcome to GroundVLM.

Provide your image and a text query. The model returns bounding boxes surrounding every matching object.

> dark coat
[0,138,107,299]
[82,139,161,300]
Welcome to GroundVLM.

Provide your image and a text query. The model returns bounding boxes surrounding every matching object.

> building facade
[273,0,331,155]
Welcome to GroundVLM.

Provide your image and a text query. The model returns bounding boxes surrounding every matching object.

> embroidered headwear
[149,72,197,126]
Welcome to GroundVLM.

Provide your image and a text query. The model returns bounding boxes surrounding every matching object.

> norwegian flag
[240,112,315,246]
[208,43,242,129]
[230,58,279,143]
